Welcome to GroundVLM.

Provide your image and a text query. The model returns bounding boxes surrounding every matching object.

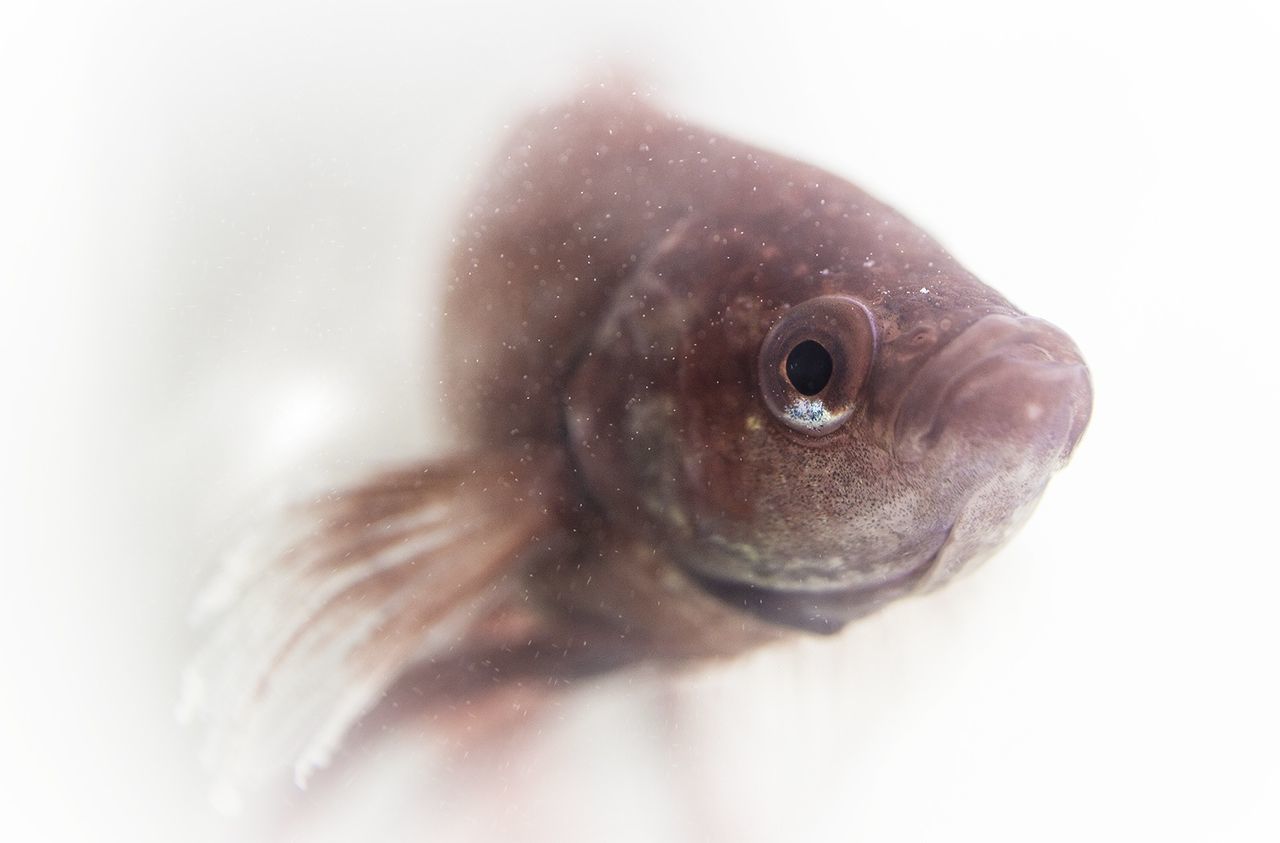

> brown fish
[181,90,1091,793]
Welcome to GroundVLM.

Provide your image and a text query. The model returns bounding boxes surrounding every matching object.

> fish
[179,88,1092,796]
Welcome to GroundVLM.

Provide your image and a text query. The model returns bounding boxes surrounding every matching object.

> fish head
[567,202,1092,632]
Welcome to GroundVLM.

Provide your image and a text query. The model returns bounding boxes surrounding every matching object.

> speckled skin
[439,91,1091,660]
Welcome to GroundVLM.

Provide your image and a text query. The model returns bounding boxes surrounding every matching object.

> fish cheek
[671,301,777,527]
[563,282,702,536]
[566,290,783,552]
[678,389,772,547]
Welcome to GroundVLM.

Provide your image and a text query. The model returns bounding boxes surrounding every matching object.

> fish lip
[891,314,1085,460]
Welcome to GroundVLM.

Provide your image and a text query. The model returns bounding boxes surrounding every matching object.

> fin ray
[180,449,565,797]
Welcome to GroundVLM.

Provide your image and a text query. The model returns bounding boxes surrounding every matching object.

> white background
[3,1,1278,840]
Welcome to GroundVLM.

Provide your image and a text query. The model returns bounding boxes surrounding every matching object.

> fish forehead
[640,183,1015,333]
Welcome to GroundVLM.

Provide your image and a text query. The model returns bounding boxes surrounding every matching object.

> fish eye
[758,295,877,437]
[786,340,834,395]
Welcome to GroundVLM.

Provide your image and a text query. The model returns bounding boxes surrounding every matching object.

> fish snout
[894,314,1092,463]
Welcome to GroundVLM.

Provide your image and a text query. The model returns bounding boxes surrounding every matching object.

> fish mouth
[893,314,1091,462]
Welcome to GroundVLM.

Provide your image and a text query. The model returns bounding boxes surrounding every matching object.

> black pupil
[786,340,834,395]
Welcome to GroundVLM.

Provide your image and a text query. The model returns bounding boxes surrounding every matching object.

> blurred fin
[178,447,567,800]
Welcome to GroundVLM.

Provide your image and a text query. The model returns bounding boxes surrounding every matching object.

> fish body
[183,91,1092,791]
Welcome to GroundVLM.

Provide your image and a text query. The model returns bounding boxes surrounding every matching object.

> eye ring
[758,295,877,436]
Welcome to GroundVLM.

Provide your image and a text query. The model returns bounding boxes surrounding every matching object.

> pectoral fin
[178,447,569,800]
